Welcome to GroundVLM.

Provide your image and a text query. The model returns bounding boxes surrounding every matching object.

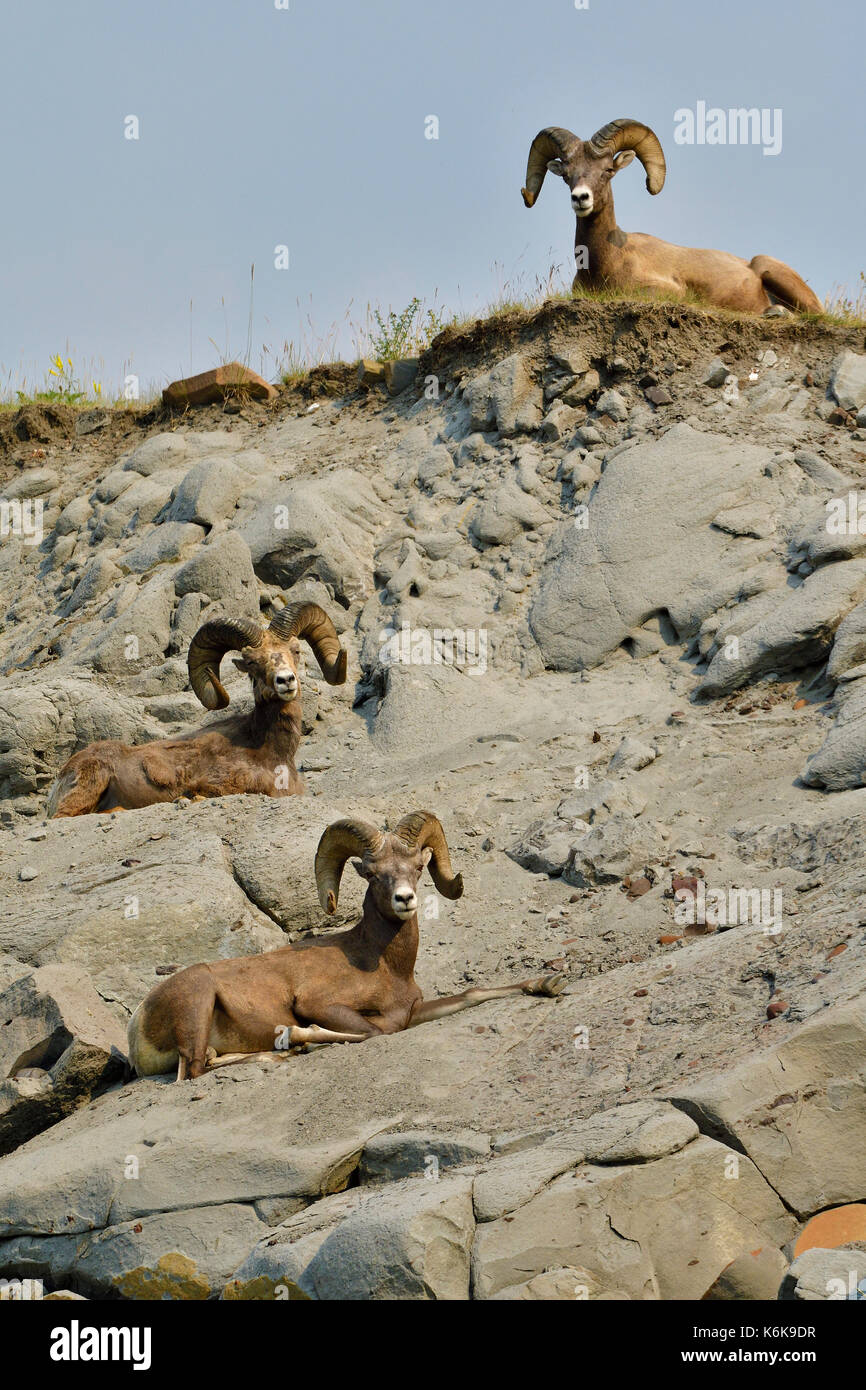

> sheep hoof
[524,972,567,998]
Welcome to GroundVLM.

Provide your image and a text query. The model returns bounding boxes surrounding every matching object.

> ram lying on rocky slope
[47,601,347,815]
[0,300,865,1299]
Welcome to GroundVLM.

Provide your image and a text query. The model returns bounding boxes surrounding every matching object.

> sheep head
[187,601,348,711]
[315,812,464,922]
[522,119,666,219]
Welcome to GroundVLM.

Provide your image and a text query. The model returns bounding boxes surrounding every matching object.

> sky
[1,0,863,398]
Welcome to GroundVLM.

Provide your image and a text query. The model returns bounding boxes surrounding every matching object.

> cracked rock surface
[1,301,865,1298]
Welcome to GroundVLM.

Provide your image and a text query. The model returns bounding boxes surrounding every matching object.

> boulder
[830,350,866,413]
[238,472,380,605]
[120,523,205,575]
[699,560,866,697]
[671,995,866,1215]
[801,677,866,789]
[701,1246,789,1300]
[162,364,278,408]
[468,484,549,548]
[472,1135,794,1301]
[359,1129,490,1184]
[298,1175,475,1300]
[167,457,254,528]
[779,1246,866,1301]
[0,964,128,1155]
[463,355,543,436]
[173,530,259,613]
[529,425,776,671]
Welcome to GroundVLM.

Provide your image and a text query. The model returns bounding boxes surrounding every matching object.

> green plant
[822,273,866,325]
[367,297,451,361]
[14,352,98,404]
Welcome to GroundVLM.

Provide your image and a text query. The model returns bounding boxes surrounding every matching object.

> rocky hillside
[1,300,865,1301]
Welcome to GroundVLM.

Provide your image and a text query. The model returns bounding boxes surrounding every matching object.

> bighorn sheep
[47,602,347,816]
[128,811,565,1080]
[522,119,823,314]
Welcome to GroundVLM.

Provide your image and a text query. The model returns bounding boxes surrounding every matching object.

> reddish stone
[645,385,673,405]
[767,997,789,1019]
[672,874,699,896]
[793,698,808,710]
[627,876,652,899]
[794,1205,866,1257]
[658,934,682,945]
[163,362,278,408]
[634,988,648,997]
[826,943,848,960]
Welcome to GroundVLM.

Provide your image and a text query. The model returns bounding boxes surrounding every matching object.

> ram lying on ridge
[47,601,347,816]
[128,811,565,1080]
[523,117,823,314]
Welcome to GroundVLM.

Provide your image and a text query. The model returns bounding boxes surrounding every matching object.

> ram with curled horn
[128,810,566,1080]
[47,601,348,816]
[523,118,822,313]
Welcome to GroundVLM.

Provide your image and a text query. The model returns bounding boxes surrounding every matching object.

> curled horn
[187,618,264,711]
[269,601,347,686]
[588,118,666,194]
[315,819,385,914]
[521,126,579,208]
[395,811,464,900]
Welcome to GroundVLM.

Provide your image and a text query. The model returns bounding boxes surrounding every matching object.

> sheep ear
[546,158,565,176]
[231,658,248,672]
[612,150,636,174]
[420,847,433,867]
[352,859,371,880]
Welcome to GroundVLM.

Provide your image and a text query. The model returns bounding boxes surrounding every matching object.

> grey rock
[671,995,866,1215]
[122,434,192,476]
[63,557,121,616]
[299,1175,475,1300]
[2,469,59,501]
[595,389,628,422]
[779,1247,866,1301]
[239,471,380,605]
[0,964,127,1156]
[463,355,543,436]
[801,677,866,790]
[608,737,657,774]
[472,1135,792,1301]
[830,350,866,413]
[54,497,92,537]
[699,561,866,696]
[174,531,258,612]
[168,457,254,528]
[469,485,549,547]
[562,369,600,405]
[530,425,777,673]
[359,1129,490,1184]
[121,523,205,574]
[416,447,453,489]
[703,359,730,388]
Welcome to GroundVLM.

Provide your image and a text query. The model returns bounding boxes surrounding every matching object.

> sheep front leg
[205,1025,368,1071]
[407,972,566,1027]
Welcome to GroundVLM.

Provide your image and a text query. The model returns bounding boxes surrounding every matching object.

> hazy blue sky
[2,0,862,396]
